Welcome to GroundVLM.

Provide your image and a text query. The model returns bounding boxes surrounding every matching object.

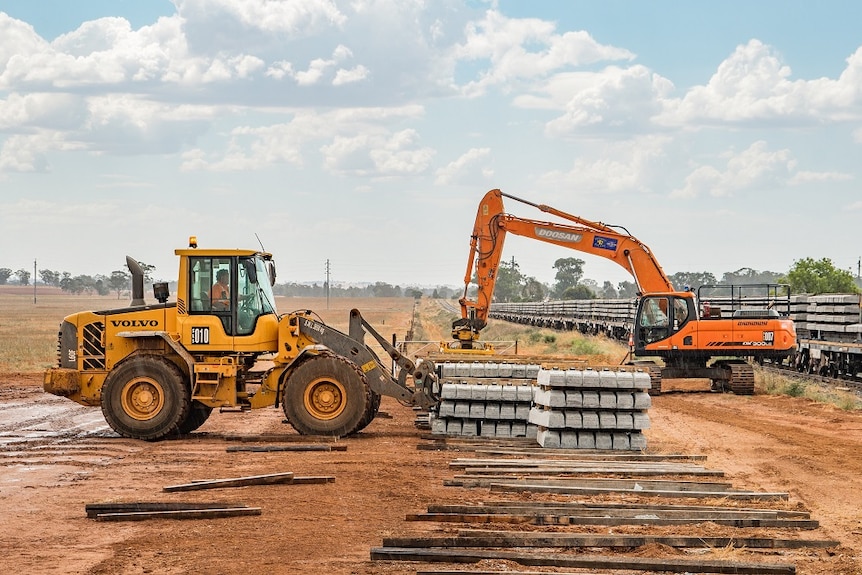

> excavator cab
[635,293,695,348]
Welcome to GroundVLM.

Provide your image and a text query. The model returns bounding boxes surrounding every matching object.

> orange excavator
[454,189,796,394]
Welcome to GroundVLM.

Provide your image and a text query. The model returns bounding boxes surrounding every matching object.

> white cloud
[322,128,434,177]
[535,65,674,136]
[450,10,635,97]
[659,40,862,126]
[183,105,430,174]
[788,170,853,185]
[539,136,670,193]
[434,147,492,185]
[177,0,346,37]
[0,13,49,65]
[671,140,795,198]
[333,65,370,86]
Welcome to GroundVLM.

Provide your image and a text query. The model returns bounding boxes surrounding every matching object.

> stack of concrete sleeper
[430,360,540,438]
[530,368,651,450]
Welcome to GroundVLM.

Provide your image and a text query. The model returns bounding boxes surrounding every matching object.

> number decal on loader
[191,327,210,345]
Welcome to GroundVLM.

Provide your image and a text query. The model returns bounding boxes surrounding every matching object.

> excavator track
[725,362,755,395]
[713,361,754,395]
[628,360,662,395]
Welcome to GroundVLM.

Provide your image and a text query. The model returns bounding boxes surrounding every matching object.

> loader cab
[184,251,278,337]
[635,293,694,347]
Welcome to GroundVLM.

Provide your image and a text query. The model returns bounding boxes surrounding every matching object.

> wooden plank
[371,547,796,574]
[458,466,725,477]
[222,433,338,443]
[418,443,707,461]
[445,476,733,491]
[450,457,714,469]
[291,476,336,484]
[385,532,838,549]
[427,504,783,520]
[488,482,788,500]
[226,444,347,452]
[163,472,295,492]
[405,512,817,528]
[95,507,262,521]
[474,500,810,518]
[85,501,244,519]
[466,448,708,461]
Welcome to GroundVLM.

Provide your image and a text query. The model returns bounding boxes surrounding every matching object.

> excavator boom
[459,189,673,333]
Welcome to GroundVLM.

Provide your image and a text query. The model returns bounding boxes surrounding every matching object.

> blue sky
[1,1,860,289]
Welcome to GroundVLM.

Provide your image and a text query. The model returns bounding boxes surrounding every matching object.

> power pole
[325,259,331,310]
[33,259,37,304]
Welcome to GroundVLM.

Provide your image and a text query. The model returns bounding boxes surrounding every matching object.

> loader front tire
[175,401,213,435]
[282,353,370,437]
[101,355,190,441]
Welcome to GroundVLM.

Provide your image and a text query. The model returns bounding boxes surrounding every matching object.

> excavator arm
[457,189,675,343]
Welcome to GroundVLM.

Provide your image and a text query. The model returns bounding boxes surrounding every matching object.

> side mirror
[242,259,257,284]
[268,262,277,286]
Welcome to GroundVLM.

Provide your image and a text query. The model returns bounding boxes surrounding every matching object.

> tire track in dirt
[647,392,862,569]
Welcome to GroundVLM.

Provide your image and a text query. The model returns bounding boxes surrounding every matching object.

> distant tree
[781,258,859,294]
[599,280,618,299]
[552,257,585,297]
[617,280,638,298]
[108,270,130,299]
[409,289,423,300]
[39,269,61,287]
[136,261,156,283]
[561,284,596,300]
[435,286,455,299]
[721,267,783,285]
[493,259,525,303]
[521,277,547,302]
[14,269,31,285]
[93,275,110,296]
[0,268,11,285]
[369,282,401,297]
[668,271,717,291]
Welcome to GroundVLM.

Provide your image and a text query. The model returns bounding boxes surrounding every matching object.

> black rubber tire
[282,353,371,437]
[101,355,191,441]
[352,390,382,434]
[175,401,214,435]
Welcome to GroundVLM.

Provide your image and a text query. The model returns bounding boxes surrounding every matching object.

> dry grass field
[0,287,860,574]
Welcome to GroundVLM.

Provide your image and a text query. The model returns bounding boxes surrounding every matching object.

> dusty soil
[1,372,860,575]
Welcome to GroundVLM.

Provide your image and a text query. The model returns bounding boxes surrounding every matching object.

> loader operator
[212,269,230,311]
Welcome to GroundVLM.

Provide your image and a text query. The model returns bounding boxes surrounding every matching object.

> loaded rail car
[790,293,862,379]
[491,290,862,383]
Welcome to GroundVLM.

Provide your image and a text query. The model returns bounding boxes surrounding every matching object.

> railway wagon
[490,291,862,381]
[791,293,862,379]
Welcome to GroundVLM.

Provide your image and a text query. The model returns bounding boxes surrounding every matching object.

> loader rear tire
[282,352,371,437]
[101,355,190,441]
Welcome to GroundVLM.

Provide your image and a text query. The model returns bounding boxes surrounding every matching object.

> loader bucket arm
[296,311,437,409]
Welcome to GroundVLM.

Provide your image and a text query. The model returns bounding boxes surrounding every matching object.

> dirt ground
[1,370,860,575]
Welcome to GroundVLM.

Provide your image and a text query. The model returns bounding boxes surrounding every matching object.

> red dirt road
[0,373,860,575]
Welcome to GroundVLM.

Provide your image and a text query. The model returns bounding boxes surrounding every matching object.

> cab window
[673,298,690,327]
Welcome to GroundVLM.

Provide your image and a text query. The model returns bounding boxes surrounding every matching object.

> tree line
[488,256,861,303]
[0,264,156,298]
[1,256,857,301]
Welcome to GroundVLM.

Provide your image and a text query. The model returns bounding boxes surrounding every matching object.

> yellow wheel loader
[44,238,437,440]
